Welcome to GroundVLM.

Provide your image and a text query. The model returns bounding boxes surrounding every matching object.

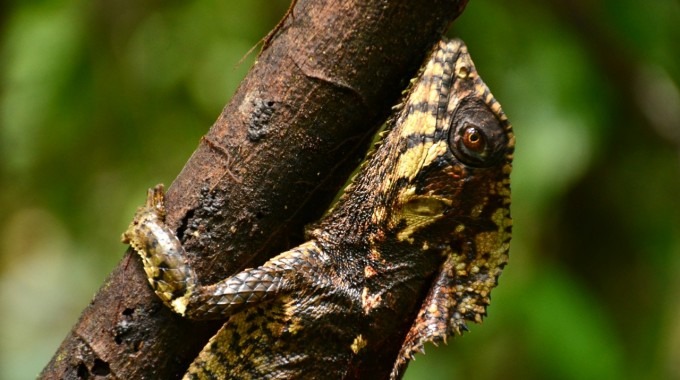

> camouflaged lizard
[122,38,514,379]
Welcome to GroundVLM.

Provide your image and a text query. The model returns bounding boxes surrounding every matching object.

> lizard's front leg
[122,185,310,319]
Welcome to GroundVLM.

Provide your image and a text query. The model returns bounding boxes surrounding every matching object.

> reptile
[122,38,514,379]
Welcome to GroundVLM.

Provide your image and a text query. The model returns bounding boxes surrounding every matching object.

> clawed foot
[121,184,167,244]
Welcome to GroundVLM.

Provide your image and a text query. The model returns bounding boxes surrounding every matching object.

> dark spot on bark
[247,98,277,141]
[113,319,131,345]
[91,359,110,376]
[76,362,89,379]
[114,307,142,348]
[177,208,195,241]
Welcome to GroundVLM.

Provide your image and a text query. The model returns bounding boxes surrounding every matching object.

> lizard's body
[123,38,514,379]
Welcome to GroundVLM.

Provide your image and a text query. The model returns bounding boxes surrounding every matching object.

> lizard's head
[318,39,513,269]
[371,38,514,263]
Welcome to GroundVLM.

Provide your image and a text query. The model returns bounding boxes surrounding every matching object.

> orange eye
[462,126,486,152]
[449,99,508,167]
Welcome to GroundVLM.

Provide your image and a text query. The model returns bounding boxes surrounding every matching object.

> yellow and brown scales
[123,38,514,380]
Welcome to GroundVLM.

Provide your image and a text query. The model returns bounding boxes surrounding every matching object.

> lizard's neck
[311,129,403,246]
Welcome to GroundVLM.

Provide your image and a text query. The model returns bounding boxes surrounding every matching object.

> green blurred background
[1,0,678,379]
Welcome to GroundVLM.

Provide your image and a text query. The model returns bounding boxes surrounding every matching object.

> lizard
[122,38,514,380]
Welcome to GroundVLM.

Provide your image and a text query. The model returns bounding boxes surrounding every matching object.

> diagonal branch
[40,0,469,378]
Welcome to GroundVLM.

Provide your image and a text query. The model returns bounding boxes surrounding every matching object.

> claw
[147,184,167,218]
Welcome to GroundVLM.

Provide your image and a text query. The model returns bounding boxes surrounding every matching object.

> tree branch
[40,0,469,378]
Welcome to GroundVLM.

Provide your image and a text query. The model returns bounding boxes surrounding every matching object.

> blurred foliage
[0,0,678,379]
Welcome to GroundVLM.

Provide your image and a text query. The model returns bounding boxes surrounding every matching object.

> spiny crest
[319,40,461,218]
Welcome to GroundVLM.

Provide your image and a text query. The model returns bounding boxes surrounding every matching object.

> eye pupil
[463,127,485,151]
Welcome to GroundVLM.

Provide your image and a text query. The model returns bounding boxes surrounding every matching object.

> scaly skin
[123,38,514,380]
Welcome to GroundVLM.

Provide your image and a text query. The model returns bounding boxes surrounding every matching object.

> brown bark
[40,0,469,378]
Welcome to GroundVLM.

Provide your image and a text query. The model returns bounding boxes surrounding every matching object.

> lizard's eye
[462,126,485,152]
[449,99,507,167]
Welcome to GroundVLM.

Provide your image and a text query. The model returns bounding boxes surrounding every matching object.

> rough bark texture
[41,0,469,378]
